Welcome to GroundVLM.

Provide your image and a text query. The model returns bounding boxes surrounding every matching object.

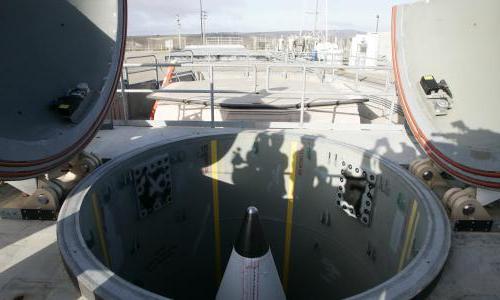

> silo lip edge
[57,131,451,300]
[346,154,451,300]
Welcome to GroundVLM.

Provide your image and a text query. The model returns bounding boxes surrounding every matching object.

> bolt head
[37,194,49,205]
[81,164,89,172]
[463,204,475,216]
[422,171,434,181]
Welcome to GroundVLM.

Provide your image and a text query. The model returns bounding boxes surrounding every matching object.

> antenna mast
[300,0,305,36]
[203,11,208,44]
[313,0,319,35]
[176,15,182,49]
[199,0,205,44]
[325,0,328,42]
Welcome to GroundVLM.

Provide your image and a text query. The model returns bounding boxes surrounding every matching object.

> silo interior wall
[79,132,428,299]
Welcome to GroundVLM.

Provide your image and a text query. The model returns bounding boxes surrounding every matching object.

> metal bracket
[133,154,173,219]
[335,162,377,226]
[427,92,453,116]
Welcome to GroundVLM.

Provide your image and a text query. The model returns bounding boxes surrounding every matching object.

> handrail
[266,64,392,95]
[122,62,392,71]
[124,54,160,85]
[166,49,194,63]
[118,61,397,127]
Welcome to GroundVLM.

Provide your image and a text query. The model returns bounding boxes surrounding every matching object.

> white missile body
[217,248,286,300]
[216,206,286,300]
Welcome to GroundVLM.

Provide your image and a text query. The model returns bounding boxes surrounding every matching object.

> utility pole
[176,14,182,49]
[300,0,305,36]
[375,14,380,33]
[313,0,319,35]
[325,0,328,42]
[203,11,208,44]
[199,0,205,44]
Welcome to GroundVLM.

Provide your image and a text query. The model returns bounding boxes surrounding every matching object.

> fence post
[388,88,397,125]
[254,65,258,93]
[385,69,390,92]
[266,65,271,91]
[300,66,307,128]
[355,69,360,91]
[154,56,159,86]
[209,65,215,128]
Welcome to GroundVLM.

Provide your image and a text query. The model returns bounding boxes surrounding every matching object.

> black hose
[306,99,368,108]
[150,97,368,110]
[219,103,297,109]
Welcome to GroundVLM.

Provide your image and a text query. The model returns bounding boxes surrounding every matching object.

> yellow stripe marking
[91,193,111,267]
[282,141,298,291]
[406,212,420,262]
[210,140,222,283]
[398,200,418,271]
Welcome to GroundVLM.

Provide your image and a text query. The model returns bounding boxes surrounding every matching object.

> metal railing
[118,61,397,128]
[122,63,259,94]
[205,36,244,45]
[166,49,194,64]
[124,55,160,85]
[264,64,393,126]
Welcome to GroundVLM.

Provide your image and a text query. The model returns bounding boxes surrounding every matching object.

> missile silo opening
[0,1,125,178]
[57,132,450,300]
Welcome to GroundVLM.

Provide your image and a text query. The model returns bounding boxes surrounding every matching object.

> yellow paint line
[91,193,111,267]
[211,140,222,283]
[398,200,418,271]
[406,211,420,262]
[282,141,298,291]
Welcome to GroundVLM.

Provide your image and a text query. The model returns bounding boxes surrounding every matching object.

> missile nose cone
[235,206,269,258]
[247,206,258,215]
[217,207,285,300]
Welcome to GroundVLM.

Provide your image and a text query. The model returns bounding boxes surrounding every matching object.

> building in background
[349,32,391,67]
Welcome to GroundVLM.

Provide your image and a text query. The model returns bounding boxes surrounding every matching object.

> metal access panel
[133,154,173,219]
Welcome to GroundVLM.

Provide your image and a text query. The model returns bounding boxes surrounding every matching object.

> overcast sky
[128,0,414,36]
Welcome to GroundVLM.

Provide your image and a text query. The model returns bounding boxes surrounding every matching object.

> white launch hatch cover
[392,0,500,188]
[0,1,127,179]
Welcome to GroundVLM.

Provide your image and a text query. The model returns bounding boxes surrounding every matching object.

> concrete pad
[0,220,81,300]
[429,233,500,299]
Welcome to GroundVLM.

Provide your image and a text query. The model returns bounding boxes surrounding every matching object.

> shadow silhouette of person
[312,166,337,202]
[371,138,417,166]
[267,133,288,198]
[230,132,288,215]
[228,132,290,278]
[432,120,500,151]
[295,135,318,196]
